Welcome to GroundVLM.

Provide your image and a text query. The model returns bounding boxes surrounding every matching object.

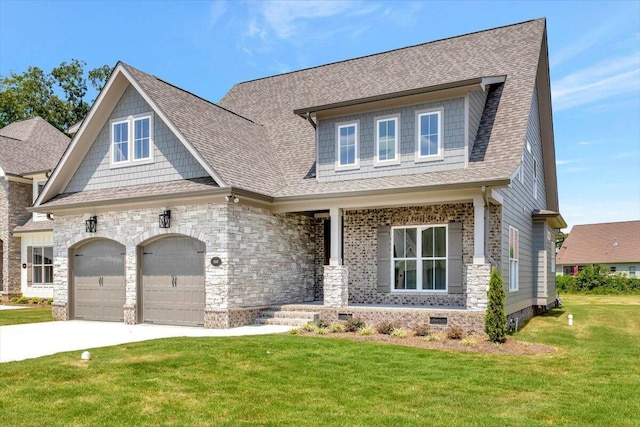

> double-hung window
[392,225,447,291]
[31,246,53,286]
[416,108,443,161]
[375,115,399,165]
[336,122,358,169]
[111,113,153,166]
[509,226,519,291]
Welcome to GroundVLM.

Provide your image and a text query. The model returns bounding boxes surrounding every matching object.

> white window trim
[335,120,360,171]
[32,246,53,286]
[390,224,449,293]
[509,226,519,292]
[110,112,155,168]
[533,158,538,200]
[374,114,401,167]
[33,180,47,222]
[415,107,444,162]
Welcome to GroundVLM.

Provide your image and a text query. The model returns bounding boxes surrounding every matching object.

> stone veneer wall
[52,201,316,327]
[488,204,502,266]
[224,204,316,308]
[0,180,32,296]
[313,219,325,301]
[344,203,474,307]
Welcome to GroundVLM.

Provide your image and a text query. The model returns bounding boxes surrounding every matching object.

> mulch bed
[295,331,556,355]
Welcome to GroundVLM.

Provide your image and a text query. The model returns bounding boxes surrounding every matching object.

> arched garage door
[73,239,126,322]
[141,236,205,327]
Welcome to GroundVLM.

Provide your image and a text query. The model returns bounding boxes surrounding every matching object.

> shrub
[461,338,476,347]
[301,322,316,332]
[10,296,20,303]
[30,297,42,305]
[446,326,465,340]
[414,324,431,337]
[390,328,408,338]
[484,267,508,343]
[314,318,331,329]
[17,296,30,304]
[47,298,54,305]
[289,328,300,335]
[555,265,640,295]
[424,333,441,342]
[358,326,373,336]
[344,317,365,332]
[330,323,345,333]
[376,321,398,335]
[316,327,329,335]
[556,274,575,293]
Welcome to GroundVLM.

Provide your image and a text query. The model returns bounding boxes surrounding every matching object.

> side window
[111,113,154,167]
[509,226,519,291]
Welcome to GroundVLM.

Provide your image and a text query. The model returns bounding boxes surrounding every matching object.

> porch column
[473,196,486,264]
[324,207,347,307]
[329,207,342,265]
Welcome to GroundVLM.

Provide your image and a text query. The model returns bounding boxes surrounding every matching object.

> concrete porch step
[254,317,311,327]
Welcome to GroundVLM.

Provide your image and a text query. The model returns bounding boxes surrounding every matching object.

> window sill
[373,159,401,168]
[391,290,448,294]
[335,164,360,172]
[110,157,154,169]
[415,154,444,163]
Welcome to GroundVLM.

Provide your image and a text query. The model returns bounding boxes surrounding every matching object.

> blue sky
[1,0,639,232]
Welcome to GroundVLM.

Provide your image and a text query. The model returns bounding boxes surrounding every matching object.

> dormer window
[336,121,359,170]
[415,108,443,161]
[375,115,400,166]
[111,113,154,167]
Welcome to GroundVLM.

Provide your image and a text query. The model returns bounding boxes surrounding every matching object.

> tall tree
[0,59,111,132]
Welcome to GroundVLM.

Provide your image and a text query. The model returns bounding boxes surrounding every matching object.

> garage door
[141,236,205,326]
[73,239,126,322]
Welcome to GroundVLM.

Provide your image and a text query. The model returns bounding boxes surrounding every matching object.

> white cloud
[556,159,579,166]
[208,0,227,28]
[577,140,599,146]
[551,53,640,111]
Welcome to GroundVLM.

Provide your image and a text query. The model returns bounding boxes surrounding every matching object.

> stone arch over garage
[69,237,126,322]
[137,233,207,327]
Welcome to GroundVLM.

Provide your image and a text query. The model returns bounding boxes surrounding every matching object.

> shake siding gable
[502,85,549,314]
[65,84,209,193]
[316,97,466,182]
[468,90,488,156]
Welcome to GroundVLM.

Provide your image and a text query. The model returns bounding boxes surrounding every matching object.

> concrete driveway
[0,320,291,363]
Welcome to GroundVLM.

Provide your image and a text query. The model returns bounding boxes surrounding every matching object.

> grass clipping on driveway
[1,295,639,426]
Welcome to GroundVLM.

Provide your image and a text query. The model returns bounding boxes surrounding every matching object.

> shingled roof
[0,117,70,175]
[556,221,640,265]
[220,18,547,198]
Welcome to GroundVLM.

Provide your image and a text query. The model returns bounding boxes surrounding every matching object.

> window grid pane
[339,125,356,165]
[134,117,150,160]
[377,119,396,161]
[393,225,447,291]
[113,122,129,162]
[419,113,439,156]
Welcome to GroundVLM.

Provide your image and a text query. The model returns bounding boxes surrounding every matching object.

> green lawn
[0,295,638,426]
[0,306,52,326]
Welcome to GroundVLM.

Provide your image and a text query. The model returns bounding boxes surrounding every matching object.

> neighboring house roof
[556,221,640,265]
[0,117,70,175]
[36,18,558,212]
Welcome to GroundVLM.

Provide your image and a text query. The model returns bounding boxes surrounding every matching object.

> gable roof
[557,221,640,265]
[219,18,552,201]
[0,117,70,175]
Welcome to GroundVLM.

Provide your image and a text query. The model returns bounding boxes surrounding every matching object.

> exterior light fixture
[225,194,240,203]
[85,216,97,233]
[159,210,171,228]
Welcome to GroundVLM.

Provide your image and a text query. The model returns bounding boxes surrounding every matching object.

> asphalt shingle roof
[0,117,70,175]
[219,19,545,197]
[556,221,640,265]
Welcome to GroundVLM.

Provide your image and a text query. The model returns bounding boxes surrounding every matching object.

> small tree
[485,267,508,343]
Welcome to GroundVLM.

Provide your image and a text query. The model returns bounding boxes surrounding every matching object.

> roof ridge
[121,62,260,126]
[574,220,640,227]
[232,18,544,87]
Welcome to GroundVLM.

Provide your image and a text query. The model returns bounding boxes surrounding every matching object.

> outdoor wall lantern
[159,210,171,228]
[85,216,97,233]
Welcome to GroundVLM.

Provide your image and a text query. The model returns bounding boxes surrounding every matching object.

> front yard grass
[0,295,638,426]
[0,306,52,326]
